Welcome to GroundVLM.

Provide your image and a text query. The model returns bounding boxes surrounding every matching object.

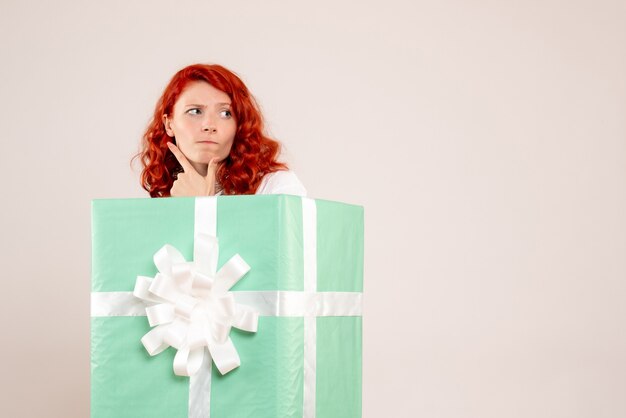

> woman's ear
[162,114,174,137]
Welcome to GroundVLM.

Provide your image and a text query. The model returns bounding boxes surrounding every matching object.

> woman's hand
[167,142,220,197]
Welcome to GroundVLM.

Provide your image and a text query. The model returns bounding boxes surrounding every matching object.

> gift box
[91,195,363,418]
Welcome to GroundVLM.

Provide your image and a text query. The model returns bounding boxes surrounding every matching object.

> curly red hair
[135,64,287,197]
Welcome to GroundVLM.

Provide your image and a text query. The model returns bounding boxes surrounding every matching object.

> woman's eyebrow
[183,102,231,107]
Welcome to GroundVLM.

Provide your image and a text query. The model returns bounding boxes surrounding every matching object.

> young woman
[136,64,306,197]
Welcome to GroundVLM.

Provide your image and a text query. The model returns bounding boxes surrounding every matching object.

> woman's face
[163,81,237,173]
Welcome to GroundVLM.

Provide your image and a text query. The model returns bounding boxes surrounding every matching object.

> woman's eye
[186,108,202,115]
[220,109,232,118]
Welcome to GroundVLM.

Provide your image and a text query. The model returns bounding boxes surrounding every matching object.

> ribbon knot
[133,234,259,376]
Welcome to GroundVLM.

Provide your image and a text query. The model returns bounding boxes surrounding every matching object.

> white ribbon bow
[132,232,259,376]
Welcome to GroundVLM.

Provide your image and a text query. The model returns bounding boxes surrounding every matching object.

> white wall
[1,0,625,416]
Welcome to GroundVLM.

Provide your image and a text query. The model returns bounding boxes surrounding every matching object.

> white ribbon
[92,291,363,318]
[132,220,258,377]
[302,197,317,418]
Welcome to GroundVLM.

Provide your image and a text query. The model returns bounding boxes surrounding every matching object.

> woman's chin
[190,155,217,165]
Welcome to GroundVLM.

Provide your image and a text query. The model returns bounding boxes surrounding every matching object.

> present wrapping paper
[91,195,363,418]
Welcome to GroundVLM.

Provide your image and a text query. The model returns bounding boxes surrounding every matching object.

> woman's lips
[197,140,218,144]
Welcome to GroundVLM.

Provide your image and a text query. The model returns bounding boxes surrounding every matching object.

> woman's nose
[202,116,217,133]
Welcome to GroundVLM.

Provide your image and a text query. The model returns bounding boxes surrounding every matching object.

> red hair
[135,64,287,197]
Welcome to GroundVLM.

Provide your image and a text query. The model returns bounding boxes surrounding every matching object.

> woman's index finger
[167,142,194,172]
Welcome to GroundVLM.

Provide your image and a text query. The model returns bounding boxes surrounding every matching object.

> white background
[1,1,625,417]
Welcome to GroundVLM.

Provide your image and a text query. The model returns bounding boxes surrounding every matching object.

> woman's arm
[167,142,220,197]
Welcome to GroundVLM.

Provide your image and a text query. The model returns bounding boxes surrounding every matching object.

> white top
[255,170,307,196]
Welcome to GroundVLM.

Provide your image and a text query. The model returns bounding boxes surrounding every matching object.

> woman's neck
[191,162,208,176]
